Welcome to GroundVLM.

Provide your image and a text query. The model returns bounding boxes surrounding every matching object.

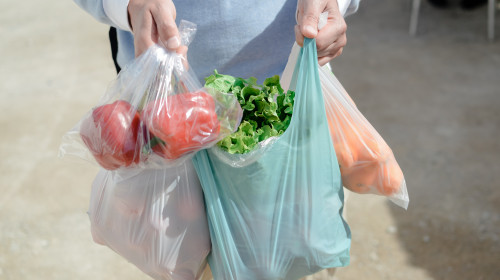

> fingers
[294,25,304,47]
[295,0,348,64]
[150,1,180,50]
[176,45,188,56]
[316,14,346,48]
[297,0,322,39]
[295,16,347,65]
[128,0,180,57]
[318,48,342,66]
[316,18,346,57]
[129,1,155,57]
[176,45,190,70]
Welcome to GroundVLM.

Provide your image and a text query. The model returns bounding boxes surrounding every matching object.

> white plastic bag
[59,20,242,170]
[320,66,409,209]
[89,162,210,280]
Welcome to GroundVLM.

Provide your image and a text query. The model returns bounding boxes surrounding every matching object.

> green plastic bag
[192,39,351,280]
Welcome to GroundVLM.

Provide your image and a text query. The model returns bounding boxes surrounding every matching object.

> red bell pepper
[141,90,220,160]
[80,100,142,170]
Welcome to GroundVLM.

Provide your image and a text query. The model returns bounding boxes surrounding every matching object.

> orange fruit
[377,160,404,196]
[341,162,378,194]
[334,142,356,168]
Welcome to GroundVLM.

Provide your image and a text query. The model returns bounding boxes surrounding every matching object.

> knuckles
[337,19,347,34]
[303,13,320,25]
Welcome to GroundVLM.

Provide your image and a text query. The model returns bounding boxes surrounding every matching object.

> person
[73,0,360,279]
[74,0,359,82]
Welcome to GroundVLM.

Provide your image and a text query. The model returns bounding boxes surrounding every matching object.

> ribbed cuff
[103,0,132,31]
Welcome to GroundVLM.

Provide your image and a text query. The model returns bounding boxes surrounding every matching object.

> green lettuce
[205,70,295,154]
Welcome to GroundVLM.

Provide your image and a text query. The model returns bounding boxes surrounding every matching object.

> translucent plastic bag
[320,66,409,209]
[191,39,351,280]
[89,162,211,280]
[282,43,409,209]
[59,21,242,170]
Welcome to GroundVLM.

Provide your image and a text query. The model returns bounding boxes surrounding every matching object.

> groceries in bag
[59,21,242,170]
[319,65,409,208]
[192,39,351,280]
[89,164,211,279]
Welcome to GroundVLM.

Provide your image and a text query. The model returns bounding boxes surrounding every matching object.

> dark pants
[109,27,121,73]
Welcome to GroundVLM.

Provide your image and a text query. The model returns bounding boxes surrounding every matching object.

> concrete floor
[0,0,499,279]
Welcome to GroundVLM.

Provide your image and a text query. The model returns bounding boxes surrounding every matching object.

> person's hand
[295,0,347,66]
[128,0,186,58]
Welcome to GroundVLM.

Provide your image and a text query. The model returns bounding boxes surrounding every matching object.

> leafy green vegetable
[205,70,295,154]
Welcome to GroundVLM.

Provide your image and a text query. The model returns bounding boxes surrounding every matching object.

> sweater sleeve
[73,0,131,31]
[295,0,360,22]
[338,0,360,17]
[103,0,132,31]
[342,0,360,17]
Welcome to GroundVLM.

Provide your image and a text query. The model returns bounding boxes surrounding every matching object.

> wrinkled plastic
[282,43,409,209]
[59,20,242,170]
[320,66,409,209]
[192,39,351,280]
[88,163,211,280]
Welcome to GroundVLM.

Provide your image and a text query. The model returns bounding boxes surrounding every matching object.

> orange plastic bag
[319,65,409,209]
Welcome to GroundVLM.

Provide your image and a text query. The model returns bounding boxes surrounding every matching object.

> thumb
[299,1,321,38]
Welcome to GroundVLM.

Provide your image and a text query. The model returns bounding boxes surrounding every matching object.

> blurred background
[0,0,499,279]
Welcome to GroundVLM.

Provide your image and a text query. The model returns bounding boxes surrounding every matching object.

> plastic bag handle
[288,38,326,130]
[179,20,197,47]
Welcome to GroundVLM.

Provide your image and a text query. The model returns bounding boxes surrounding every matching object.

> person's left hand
[295,0,347,66]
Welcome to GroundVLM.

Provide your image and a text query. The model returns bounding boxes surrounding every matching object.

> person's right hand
[128,0,184,57]
[295,0,347,66]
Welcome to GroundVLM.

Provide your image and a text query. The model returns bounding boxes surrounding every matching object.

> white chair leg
[488,0,495,41]
[410,0,422,36]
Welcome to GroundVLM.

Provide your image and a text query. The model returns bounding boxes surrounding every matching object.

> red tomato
[80,100,142,170]
[142,91,220,160]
